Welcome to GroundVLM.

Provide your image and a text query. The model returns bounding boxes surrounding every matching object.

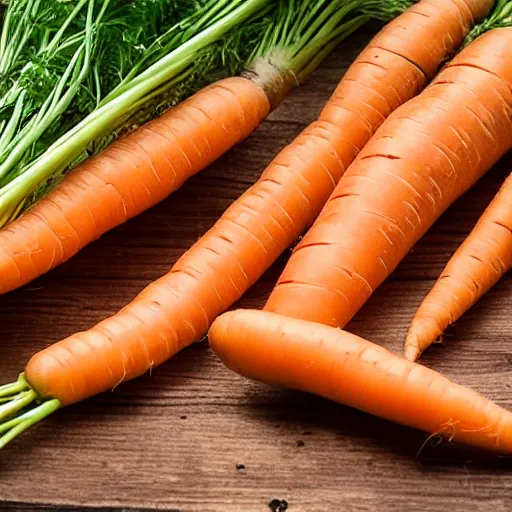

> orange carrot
[265,27,512,329]
[0,77,271,294]
[405,172,512,361]
[209,309,512,453]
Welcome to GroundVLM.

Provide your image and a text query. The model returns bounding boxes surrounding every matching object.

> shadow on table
[239,383,512,472]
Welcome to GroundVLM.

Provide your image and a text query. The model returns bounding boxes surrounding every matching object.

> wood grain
[1,27,512,512]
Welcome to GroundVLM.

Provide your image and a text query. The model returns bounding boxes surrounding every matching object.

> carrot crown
[242,0,415,108]
[244,0,368,106]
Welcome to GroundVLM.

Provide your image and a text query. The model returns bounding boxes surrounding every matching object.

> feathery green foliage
[360,0,413,21]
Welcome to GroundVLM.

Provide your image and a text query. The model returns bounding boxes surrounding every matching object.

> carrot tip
[404,343,420,362]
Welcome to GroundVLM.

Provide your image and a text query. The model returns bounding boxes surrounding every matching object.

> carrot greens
[466,0,512,43]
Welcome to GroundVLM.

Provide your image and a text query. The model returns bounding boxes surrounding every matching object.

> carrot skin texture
[0,77,270,294]
[209,309,512,454]
[265,27,512,328]
[405,173,512,361]
[19,0,493,406]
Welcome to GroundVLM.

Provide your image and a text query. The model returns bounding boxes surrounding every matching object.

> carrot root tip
[404,343,420,362]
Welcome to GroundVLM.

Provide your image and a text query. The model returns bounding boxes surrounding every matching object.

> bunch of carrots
[2,0,512,456]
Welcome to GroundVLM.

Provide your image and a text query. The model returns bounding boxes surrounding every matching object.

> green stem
[297,14,368,83]
[43,0,89,54]
[0,0,12,62]
[299,0,348,50]
[0,89,26,153]
[4,2,39,74]
[465,0,512,45]
[0,373,29,398]
[0,399,61,449]
[0,0,37,74]
[0,373,61,449]
[0,389,37,421]
[291,0,364,78]
[360,0,414,22]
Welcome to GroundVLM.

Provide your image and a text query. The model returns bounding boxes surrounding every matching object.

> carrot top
[0,374,59,449]
[465,0,512,43]
[0,0,274,228]
[242,0,372,107]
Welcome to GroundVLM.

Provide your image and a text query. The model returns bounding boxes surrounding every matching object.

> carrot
[404,172,512,361]
[0,0,369,295]
[265,26,512,329]
[209,309,512,454]
[0,77,271,293]
[0,0,491,449]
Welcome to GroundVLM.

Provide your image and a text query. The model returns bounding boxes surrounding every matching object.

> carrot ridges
[265,27,512,328]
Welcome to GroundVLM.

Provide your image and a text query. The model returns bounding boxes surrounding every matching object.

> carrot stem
[0,373,60,448]
[465,0,512,44]
[0,390,38,421]
[292,6,366,82]
[361,0,414,21]
[0,374,28,398]
[0,399,60,449]
[296,15,368,82]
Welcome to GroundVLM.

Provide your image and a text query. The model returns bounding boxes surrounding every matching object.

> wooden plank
[0,505,159,512]
[1,27,512,512]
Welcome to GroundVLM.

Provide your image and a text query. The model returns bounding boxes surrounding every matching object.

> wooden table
[1,28,512,512]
